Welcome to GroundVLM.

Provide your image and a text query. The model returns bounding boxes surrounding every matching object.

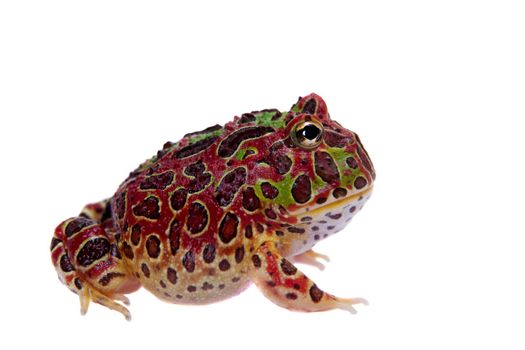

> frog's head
[224,93,375,250]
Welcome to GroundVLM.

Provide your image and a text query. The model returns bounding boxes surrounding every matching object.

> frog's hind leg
[51,201,140,320]
[248,242,367,313]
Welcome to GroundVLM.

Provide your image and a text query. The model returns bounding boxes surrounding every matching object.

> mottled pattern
[50,93,375,320]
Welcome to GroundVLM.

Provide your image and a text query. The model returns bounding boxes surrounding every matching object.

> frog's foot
[51,213,141,320]
[249,242,367,313]
[291,249,330,271]
[78,283,132,320]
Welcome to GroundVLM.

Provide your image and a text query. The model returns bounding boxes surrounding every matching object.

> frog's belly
[132,258,252,305]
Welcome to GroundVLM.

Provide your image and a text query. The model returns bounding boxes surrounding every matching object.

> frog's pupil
[300,124,320,140]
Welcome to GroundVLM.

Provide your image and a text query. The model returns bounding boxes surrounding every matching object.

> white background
[1,1,524,349]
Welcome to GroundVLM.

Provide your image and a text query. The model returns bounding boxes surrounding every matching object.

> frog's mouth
[293,186,374,220]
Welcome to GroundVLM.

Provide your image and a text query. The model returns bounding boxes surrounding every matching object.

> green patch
[188,128,224,144]
[255,111,286,129]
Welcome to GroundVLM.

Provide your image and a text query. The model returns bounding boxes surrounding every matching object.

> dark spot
[315,151,340,183]
[244,225,253,239]
[261,182,279,199]
[184,161,205,176]
[333,187,348,199]
[130,224,141,246]
[187,285,197,293]
[183,251,195,272]
[167,267,177,284]
[346,156,358,169]
[186,202,208,234]
[218,126,274,157]
[184,124,222,138]
[316,196,327,205]
[215,168,247,206]
[203,244,216,264]
[301,216,312,222]
[327,226,335,230]
[266,142,292,175]
[219,259,231,271]
[60,254,74,272]
[292,174,312,204]
[99,272,124,286]
[76,237,110,267]
[74,278,83,290]
[65,217,93,237]
[256,223,264,233]
[169,219,181,255]
[325,130,351,148]
[312,226,319,231]
[50,237,61,251]
[187,173,212,193]
[252,254,262,268]
[242,187,261,212]
[350,206,356,213]
[242,149,256,160]
[287,227,305,234]
[170,189,187,211]
[232,277,240,283]
[219,212,239,244]
[266,281,276,287]
[115,192,126,220]
[160,280,166,288]
[314,234,320,240]
[140,171,174,190]
[275,230,284,237]
[146,235,161,259]
[265,208,277,220]
[141,263,150,278]
[132,196,161,220]
[202,282,214,291]
[286,292,298,300]
[239,113,255,124]
[280,259,297,275]
[354,176,367,189]
[235,246,245,263]
[309,284,324,303]
[327,212,342,220]
[175,136,219,159]
[176,294,183,299]
[293,283,301,290]
[302,98,317,114]
[122,241,134,259]
[218,284,225,290]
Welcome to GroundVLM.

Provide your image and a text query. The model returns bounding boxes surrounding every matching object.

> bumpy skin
[50,94,375,319]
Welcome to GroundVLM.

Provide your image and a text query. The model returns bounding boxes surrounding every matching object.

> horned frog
[50,93,375,320]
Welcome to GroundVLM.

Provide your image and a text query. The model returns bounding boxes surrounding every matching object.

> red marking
[86,259,114,279]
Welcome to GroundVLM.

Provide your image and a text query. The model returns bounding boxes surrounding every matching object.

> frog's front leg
[248,242,367,313]
[50,201,140,320]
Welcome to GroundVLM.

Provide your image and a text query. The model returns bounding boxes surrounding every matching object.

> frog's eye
[292,120,324,149]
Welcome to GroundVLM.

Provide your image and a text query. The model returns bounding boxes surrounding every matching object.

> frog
[50,93,376,320]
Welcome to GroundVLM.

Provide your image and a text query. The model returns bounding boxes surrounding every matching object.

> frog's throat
[294,186,373,219]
